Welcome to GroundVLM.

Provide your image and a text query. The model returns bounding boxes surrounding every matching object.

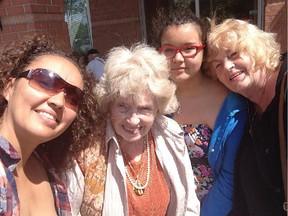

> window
[65,0,92,55]
[190,0,259,25]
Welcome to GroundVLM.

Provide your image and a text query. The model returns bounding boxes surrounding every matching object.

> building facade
[0,0,287,56]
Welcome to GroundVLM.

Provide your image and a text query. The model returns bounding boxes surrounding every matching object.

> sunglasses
[159,45,205,59]
[17,68,83,112]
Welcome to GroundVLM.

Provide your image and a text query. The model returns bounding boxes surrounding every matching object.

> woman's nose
[126,112,140,126]
[223,60,235,71]
[47,91,66,109]
[173,51,185,62]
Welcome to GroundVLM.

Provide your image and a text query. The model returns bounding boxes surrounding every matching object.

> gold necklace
[121,135,150,196]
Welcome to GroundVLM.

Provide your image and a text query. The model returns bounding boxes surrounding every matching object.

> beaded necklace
[121,135,150,196]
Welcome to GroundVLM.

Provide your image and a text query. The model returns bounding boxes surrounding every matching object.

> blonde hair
[207,18,281,73]
[95,43,179,115]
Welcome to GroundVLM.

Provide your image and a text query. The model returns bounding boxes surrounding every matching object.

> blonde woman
[207,18,287,216]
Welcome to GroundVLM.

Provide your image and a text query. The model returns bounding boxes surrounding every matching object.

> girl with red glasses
[152,7,248,216]
[0,34,101,215]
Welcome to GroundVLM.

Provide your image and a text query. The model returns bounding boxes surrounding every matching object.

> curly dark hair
[151,7,210,74]
[0,34,106,171]
[151,7,209,48]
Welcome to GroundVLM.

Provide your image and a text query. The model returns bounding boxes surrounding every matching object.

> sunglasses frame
[17,68,83,112]
[159,44,206,59]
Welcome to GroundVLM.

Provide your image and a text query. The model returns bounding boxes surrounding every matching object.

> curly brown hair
[0,34,106,171]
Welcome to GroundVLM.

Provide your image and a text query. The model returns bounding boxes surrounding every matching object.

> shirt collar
[105,120,120,151]
[0,136,21,172]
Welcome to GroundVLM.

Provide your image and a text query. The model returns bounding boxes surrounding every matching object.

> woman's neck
[176,74,209,96]
[250,70,278,113]
[118,135,147,162]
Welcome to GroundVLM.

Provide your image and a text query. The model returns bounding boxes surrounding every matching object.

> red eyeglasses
[159,44,205,59]
[17,68,83,112]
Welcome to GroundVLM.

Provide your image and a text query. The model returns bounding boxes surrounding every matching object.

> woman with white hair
[71,43,200,215]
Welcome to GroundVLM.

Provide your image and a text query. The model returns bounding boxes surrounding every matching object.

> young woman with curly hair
[0,33,104,215]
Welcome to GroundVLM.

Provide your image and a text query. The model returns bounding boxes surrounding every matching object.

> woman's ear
[3,77,16,102]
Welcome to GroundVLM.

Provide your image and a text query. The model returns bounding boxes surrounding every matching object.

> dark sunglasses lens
[29,69,58,93]
[64,88,82,107]
[29,69,81,111]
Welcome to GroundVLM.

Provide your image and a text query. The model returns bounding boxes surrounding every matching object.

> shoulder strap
[278,71,287,211]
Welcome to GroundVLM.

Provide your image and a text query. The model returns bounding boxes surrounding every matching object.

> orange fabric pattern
[126,133,170,215]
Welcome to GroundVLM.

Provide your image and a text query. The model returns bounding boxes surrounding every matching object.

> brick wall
[1,0,286,56]
[90,0,287,56]
[264,0,287,53]
[88,0,142,57]
[0,0,71,53]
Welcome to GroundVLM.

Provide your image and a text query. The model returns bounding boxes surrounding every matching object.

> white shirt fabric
[61,160,84,216]
[86,57,105,80]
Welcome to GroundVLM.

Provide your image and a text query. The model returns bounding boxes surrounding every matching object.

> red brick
[30,22,48,30]
[30,4,48,13]
[0,8,7,16]
[27,23,36,30]
[40,22,50,29]
[12,0,36,5]
[24,5,33,13]
[13,14,29,25]
[47,5,63,13]
[36,0,52,4]
[0,1,70,53]
[2,32,19,41]
[6,6,24,15]
[51,0,64,6]
[50,21,65,29]
[0,0,12,7]
[264,1,287,53]
[10,23,28,32]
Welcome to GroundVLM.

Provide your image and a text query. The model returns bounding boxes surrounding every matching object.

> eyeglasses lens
[160,45,205,59]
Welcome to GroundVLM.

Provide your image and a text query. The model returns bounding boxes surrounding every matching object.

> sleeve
[86,61,94,73]
[86,59,104,80]
[94,59,105,80]
[200,108,247,216]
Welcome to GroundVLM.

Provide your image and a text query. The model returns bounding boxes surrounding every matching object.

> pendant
[133,180,144,196]
[134,187,144,196]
